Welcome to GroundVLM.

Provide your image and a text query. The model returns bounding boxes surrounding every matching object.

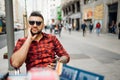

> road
[0,34,7,49]
[59,31,120,64]
[0,30,24,49]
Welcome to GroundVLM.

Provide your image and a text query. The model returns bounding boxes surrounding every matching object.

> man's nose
[33,22,37,26]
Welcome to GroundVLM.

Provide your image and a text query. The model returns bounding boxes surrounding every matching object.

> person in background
[50,19,55,33]
[81,20,87,37]
[96,22,101,36]
[111,20,116,34]
[57,20,63,37]
[89,21,93,33]
[44,25,47,31]
[68,23,72,34]
[54,24,59,35]
[10,11,70,72]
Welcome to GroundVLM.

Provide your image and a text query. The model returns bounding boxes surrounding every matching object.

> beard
[31,30,42,36]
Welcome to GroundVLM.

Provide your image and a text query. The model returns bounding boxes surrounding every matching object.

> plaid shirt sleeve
[53,36,70,63]
[13,38,26,52]
[10,38,25,68]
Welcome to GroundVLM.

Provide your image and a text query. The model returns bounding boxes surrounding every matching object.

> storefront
[94,4,104,31]
[108,2,118,33]
[70,13,81,31]
[83,8,93,22]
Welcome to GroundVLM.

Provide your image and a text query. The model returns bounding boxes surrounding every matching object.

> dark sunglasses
[29,21,42,26]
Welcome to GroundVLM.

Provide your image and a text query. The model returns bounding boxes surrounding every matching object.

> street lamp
[25,0,27,16]
[23,0,27,37]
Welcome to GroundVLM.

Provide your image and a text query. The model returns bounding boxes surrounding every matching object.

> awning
[69,12,81,19]
[62,16,69,20]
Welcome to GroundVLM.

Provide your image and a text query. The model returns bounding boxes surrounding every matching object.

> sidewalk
[0,30,120,80]
[63,31,120,80]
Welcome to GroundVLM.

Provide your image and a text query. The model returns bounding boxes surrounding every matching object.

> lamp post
[5,0,15,70]
[23,0,27,37]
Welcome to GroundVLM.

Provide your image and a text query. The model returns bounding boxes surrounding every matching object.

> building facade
[13,0,24,24]
[61,0,120,33]
[0,0,5,33]
[61,0,81,31]
[0,0,5,17]
[47,0,61,25]
[81,0,120,33]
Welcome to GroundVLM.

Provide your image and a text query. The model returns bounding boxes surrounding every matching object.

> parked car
[14,23,24,31]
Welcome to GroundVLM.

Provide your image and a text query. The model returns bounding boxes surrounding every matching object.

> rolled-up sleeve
[10,38,25,67]
[53,36,70,63]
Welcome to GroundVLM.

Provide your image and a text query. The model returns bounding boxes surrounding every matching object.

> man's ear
[42,24,45,29]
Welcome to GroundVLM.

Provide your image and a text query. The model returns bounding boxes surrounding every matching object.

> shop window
[76,1,80,12]
[72,4,75,13]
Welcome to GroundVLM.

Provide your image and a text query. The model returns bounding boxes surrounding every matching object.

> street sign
[60,64,104,80]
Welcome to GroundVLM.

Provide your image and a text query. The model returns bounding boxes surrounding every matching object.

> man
[10,11,70,71]
[89,21,93,33]
[81,20,87,37]
[96,22,101,36]
[57,20,63,37]
[50,19,55,33]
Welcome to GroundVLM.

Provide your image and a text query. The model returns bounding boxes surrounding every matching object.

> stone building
[61,0,81,31]
[61,0,120,33]
[0,0,5,18]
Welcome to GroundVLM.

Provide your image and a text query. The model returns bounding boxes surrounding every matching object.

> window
[72,4,75,13]
[76,1,80,12]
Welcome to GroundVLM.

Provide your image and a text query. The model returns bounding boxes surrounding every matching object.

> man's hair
[29,11,44,21]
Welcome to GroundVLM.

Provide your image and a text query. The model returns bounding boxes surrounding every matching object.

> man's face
[28,16,44,34]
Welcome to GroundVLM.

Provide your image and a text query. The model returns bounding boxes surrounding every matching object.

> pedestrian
[57,20,63,37]
[111,20,116,34]
[95,22,101,36]
[54,24,59,35]
[68,23,72,34]
[44,25,47,31]
[118,22,120,39]
[10,11,70,72]
[89,21,93,33]
[108,22,112,33]
[50,19,55,33]
[81,20,87,37]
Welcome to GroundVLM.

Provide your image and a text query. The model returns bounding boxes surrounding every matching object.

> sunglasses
[29,21,42,26]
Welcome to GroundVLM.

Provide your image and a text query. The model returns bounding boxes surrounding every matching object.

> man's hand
[27,28,37,41]
[47,63,56,70]
[59,56,68,63]
[47,56,68,69]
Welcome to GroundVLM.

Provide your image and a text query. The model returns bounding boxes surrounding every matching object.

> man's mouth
[31,30,42,36]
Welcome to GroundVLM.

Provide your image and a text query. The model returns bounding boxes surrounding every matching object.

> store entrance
[108,3,118,33]
[76,18,80,31]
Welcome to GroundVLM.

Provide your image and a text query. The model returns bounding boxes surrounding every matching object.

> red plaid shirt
[12,32,70,71]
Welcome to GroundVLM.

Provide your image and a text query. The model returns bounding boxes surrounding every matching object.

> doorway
[108,3,118,33]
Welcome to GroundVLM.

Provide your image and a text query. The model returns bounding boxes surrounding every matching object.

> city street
[0,29,120,80]
[0,0,120,80]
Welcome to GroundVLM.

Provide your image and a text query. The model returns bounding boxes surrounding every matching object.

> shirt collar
[41,32,49,39]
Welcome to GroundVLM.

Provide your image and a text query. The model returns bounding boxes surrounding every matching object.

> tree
[57,6,62,20]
